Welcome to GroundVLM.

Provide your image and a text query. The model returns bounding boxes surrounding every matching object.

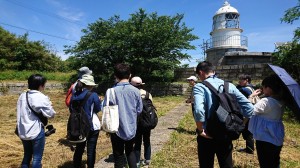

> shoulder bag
[102,88,119,133]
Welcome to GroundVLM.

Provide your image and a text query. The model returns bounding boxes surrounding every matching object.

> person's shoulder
[90,91,98,97]
[32,90,47,98]
[128,85,141,94]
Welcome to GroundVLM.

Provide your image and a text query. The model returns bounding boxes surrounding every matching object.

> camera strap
[26,91,48,126]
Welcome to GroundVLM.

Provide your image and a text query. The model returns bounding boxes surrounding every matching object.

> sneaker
[144,160,150,165]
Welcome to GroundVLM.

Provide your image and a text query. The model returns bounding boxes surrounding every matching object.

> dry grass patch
[0,89,184,168]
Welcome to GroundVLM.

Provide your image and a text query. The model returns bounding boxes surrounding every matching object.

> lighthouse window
[225,13,239,28]
[225,13,238,20]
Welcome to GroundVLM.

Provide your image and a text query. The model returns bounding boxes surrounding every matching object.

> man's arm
[193,84,212,139]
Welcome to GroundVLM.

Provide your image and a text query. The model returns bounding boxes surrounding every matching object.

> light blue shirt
[193,77,254,128]
[103,82,143,140]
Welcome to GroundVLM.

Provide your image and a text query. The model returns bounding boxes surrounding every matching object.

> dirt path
[95,103,191,168]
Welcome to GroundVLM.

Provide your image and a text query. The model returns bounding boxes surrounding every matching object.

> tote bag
[102,88,119,133]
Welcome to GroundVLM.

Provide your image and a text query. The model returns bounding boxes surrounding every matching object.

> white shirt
[140,89,153,102]
[16,90,56,140]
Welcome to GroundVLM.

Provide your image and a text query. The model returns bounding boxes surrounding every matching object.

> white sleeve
[253,98,268,115]
[32,93,56,118]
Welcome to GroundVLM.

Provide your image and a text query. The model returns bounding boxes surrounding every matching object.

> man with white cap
[186,76,198,116]
[130,76,153,167]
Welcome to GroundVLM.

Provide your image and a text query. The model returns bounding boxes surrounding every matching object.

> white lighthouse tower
[206,1,248,65]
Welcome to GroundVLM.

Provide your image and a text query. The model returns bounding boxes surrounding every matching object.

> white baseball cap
[187,76,197,82]
[130,76,145,86]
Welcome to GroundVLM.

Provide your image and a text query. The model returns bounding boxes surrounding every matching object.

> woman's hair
[75,80,86,93]
[28,74,47,90]
[262,74,283,95]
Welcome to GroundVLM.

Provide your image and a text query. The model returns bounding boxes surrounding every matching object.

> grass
[0,70,75,82]
[0,88,184,168]
[151,109,300,168]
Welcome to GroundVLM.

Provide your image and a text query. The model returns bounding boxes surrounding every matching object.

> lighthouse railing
[206,35,248,49]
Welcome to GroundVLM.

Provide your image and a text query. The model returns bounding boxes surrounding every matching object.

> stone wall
[1,63,272,96]
[0,82,65,95]
[223,52,272,65]
[174,67,197,82]
[144,83,190,97]
[174,63,273,82]
[0,82,190,97]
[215,63,272,82]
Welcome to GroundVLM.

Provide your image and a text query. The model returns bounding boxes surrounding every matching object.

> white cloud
[46,0,85,22]
[45,0,85,51]
[58,10,84,22]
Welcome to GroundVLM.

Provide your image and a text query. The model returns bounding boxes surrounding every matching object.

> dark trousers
[134,128,151,163]
[241,121,254,153]
[73,130,100,168]
[197,135,233,168]
[110,133,137,168]
[256,140,282,168]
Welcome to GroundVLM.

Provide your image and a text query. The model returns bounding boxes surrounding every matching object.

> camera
[45,125,56,137]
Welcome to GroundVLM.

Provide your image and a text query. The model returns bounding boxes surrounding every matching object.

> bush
[0,70,75,82]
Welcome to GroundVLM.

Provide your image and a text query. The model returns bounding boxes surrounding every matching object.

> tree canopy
[65,9,198,84]
[0,26,67,72]
[273,0,300,82]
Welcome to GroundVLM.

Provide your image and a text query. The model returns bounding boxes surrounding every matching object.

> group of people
[188,61,286,168]
[15,63,154,168]
[15,61,286,168]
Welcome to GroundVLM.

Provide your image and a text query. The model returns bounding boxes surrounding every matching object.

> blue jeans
[134,128,151,163]
[73,130,100,168]
[21,128,45,168]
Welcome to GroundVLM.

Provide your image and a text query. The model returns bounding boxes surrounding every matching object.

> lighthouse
[206,1,248,65]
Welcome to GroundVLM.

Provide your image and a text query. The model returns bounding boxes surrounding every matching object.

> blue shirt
[103,82,143,140]
[193,77,254,128]
[236,84,254,98]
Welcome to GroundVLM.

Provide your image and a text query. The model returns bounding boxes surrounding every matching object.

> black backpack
[138,92,158,130]
[67,91,92,143]
[202,81,245,140]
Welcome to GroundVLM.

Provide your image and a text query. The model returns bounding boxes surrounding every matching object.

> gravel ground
[95,103,190,168]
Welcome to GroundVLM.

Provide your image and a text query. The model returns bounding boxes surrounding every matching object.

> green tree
[0,26,66,72]
[273,0,300,82]
[0,26,20,69]
[65,9,198,84]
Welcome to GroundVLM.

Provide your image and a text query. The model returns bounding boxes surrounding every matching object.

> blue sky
[0,0,298,67]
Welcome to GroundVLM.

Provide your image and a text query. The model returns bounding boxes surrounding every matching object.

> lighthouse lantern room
[206,1,248,65]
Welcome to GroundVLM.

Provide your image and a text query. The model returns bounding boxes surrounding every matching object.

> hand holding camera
[45,125,56,137]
